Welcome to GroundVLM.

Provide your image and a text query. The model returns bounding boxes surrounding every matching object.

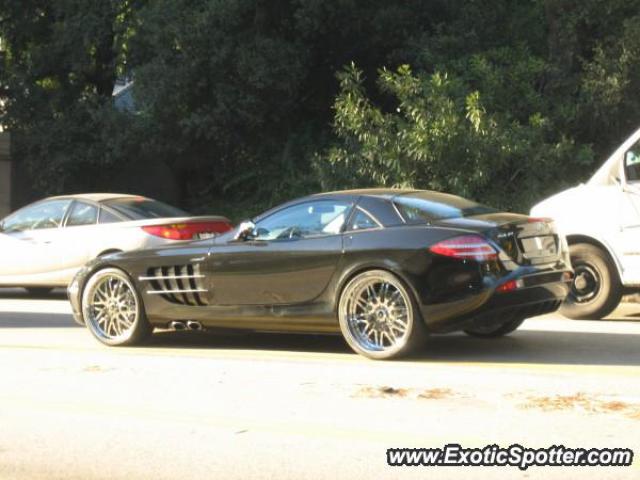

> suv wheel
[561,243,622,320]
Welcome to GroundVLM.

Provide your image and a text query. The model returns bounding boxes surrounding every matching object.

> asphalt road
[0,289,639,480]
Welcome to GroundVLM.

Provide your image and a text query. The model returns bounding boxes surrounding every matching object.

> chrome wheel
[83,269,141,344]
[339,270,421,359]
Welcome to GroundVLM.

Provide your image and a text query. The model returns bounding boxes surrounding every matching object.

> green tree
[317,0,640,212]
[2,0,640,217]
[0,0,141,194]
[318,64,592,211]
[126,0,443,214]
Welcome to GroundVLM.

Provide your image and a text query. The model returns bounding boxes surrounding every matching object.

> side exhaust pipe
[169,321,187,331]
[186,321,203,331]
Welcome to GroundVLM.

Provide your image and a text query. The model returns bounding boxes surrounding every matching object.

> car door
[207,199,352,306]
[57,200,102,270]
[0,199,72,282]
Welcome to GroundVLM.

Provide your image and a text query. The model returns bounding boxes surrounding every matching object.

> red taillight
[527,217,553,223]
[142,221,232,240]
[429,234,498,262]
[496,279,524,293]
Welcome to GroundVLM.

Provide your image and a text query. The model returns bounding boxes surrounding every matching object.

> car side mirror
[233,220,256,241]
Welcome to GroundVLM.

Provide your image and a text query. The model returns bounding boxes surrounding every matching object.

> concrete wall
[0,132,11,217]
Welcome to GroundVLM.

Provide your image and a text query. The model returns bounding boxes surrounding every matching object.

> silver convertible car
[0,194,232,294]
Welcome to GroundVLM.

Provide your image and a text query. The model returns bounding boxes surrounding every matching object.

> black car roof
[253,188,477,223]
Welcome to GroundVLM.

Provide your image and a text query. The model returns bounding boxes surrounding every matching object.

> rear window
[103,198,189,220]
[394,192,497,223]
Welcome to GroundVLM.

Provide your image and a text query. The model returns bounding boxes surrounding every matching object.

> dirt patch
[82,365,112,373]
[418,388,455,400]
[355,385,463,401]
[522,393,596,412]
[628,409,640,420]
[356,386,410,398]
[600,401,628,412]
[520,392,640,420]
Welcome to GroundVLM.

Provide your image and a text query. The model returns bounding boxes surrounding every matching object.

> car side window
[254,200,351,240]
[67,202,98,227]
[624,140,640,182]
[350,209,380,231]
[98,207,123,224]
[1,200,71,232]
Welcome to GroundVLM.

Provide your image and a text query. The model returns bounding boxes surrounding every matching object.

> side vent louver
[139,264,208,306]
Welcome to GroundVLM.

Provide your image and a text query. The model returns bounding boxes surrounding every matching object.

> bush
[316,64,593,212]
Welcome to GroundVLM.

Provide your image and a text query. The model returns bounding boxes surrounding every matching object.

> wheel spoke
[115,280,125,299]
[366,285,377,302]
[104,316,113,336]
[105,279,114,297]
[390,324,405,337]
[362,322,374,337]
[355,297,369,311]
[372,329,380,347]
[94,309,107,324]
[392,318,407,329]
[119,312,133,328]
[113,317,122,336]
[388,290,401,304]
[95,286,108,302]
[386,327,398,342]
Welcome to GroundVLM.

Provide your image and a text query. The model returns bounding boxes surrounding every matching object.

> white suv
[531,127,640,319]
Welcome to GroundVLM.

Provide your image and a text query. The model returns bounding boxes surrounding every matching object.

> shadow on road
[420,330,640,366]
[608,314,640,322]
[148,327,640,367]
[0,296,639,367]
[0,288,67,300]
[0,312,80,328]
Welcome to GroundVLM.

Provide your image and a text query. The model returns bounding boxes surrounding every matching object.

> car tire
[338,270,426,360]
[25,287,53,296]
[560,243,622,320]
[81,267,152,346]
[463,317,526,338]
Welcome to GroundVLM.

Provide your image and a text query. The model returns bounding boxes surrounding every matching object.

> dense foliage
[1,0,640,217]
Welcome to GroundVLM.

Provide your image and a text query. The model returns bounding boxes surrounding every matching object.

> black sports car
[68,189,572,359]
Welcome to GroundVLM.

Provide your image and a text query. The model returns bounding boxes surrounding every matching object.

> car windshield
[103,198,189,220]
[394,192,498,223]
